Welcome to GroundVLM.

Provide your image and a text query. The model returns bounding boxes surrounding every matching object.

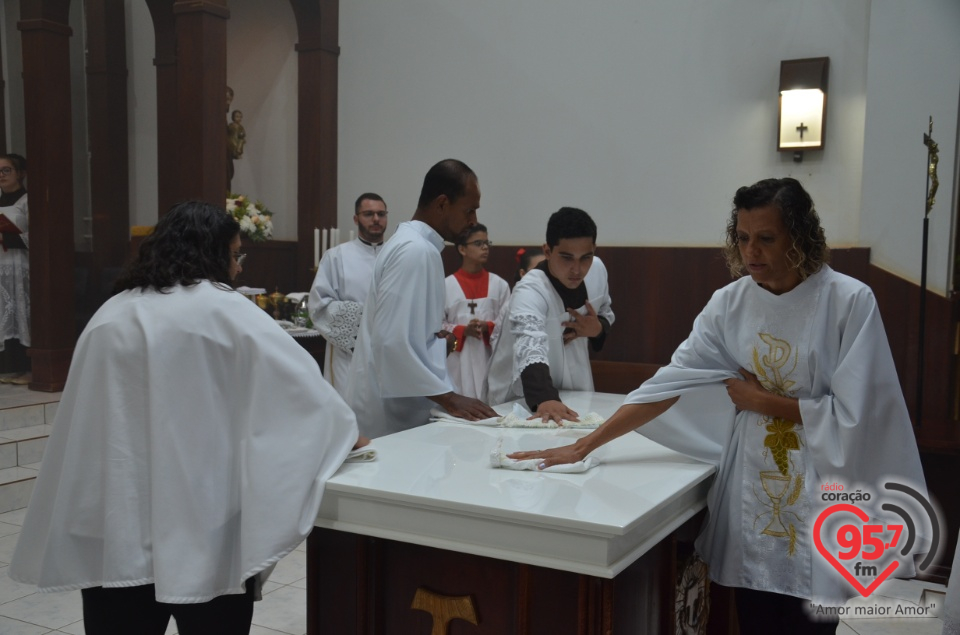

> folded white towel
[345,445,378,462]
[430,403,604,429]
[488,438,600,473]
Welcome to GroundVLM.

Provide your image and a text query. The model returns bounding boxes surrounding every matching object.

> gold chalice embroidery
[751,333,804,554]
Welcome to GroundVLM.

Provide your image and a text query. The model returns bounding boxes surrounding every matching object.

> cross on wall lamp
[778,57,829,163]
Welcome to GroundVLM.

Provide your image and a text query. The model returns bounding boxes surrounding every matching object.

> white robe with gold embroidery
[628,266,925,603]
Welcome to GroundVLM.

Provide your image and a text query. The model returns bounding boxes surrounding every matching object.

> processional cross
[796,122,808,140]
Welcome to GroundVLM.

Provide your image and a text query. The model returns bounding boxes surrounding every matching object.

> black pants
[81,579,255,635]
[735,587,838,635]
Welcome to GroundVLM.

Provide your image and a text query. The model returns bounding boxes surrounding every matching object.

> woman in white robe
[9,202,364,635]
[442,224,510,399]
[510,179,926,635]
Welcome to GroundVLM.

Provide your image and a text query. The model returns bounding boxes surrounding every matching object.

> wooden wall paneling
[144,0,178,217]
[83,0,130,323]
[444,246,873,370]
[18,0,75,391]
[291,0,339,291]
[171,0,228,206]
[0,25,7,154]
[867,264,959,443]
[232,239,298,293]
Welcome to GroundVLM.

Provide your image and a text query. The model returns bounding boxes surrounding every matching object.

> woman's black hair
[113,200,240,294]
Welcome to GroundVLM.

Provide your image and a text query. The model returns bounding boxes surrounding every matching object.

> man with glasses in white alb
[308,193,388,395]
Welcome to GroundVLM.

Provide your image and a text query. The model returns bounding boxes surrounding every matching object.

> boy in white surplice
[442,224,510,399]
[486,207,614,421]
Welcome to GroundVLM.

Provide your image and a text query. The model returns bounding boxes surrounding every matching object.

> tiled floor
[0,384,949,634]
[0,507,312,634]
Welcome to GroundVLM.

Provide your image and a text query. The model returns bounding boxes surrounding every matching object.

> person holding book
[0,154,29,384]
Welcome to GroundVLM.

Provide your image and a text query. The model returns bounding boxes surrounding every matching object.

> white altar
[308,391,717,634]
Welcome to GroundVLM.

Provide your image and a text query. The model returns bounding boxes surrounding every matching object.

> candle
[321,229,328,257]
[349,230,356,242]
[332,227,339,248]
[314,228,320,266]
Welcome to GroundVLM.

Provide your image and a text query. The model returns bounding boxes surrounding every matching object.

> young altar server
[309,192,388,394]
[510,179,928,634]
[9,202,366,635]
[345,159,497,438]
[486,207,614,421]
[442,224,511,399]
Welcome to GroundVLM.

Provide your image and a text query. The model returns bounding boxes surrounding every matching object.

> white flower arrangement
[226,193,273,242]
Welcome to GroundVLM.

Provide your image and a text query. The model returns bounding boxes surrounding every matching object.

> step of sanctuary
[0,383,60,514]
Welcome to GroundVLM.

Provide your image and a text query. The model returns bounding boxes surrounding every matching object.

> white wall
[226,0,299,241]
[859,0,960,295]
[127,0,300,240]
[127,0,158,228]
[338,0,872,249]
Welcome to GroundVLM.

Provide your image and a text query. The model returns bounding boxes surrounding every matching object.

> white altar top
[315,391,715,578]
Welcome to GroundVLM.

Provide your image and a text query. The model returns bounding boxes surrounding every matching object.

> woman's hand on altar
[508,442,586,468]
[562,302,602,344]
[353,435,371,450]
[530,400,579,424]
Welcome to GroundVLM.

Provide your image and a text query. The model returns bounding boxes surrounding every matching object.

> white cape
[9,282,358,603]
[630,267,926,603]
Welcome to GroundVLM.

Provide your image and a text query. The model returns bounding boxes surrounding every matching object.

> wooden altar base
[306,525,680,635]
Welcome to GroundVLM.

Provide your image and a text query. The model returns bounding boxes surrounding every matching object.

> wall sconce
[778,57,829,163]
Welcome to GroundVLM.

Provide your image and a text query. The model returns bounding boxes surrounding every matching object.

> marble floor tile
[0,523,21,540]
[0,427,50,444]
[0,566,40,605]
[250,626,296,635]
[0,591,83,630]
[0,534,22,566]
[0,410,44,435]
[252,584,306,635]
[269,550,306,585]
[288,576,307,590]
[0,615,50,635]
[0,510,27,527]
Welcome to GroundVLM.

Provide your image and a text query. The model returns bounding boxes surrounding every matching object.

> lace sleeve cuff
[314,300,363,351]
[512,313,549,380]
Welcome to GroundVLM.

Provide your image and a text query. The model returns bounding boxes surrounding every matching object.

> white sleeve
[308,249,363,351]
[509,284,551,381]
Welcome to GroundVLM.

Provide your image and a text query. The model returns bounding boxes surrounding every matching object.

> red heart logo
[813,503,900,597]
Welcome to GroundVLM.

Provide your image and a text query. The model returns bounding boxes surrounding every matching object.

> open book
[0,214,25,251]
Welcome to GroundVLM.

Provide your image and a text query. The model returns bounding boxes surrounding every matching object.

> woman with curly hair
[10,201,364,634]
[510,178,925,634]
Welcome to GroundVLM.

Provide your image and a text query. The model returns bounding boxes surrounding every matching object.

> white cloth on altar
[309,238,382,394]
[627,266,926,604]
[345,221,453,438]
[486,258,613,406]
[443,271,510,399]
[9,281,358,603]
[0,192,29,349]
